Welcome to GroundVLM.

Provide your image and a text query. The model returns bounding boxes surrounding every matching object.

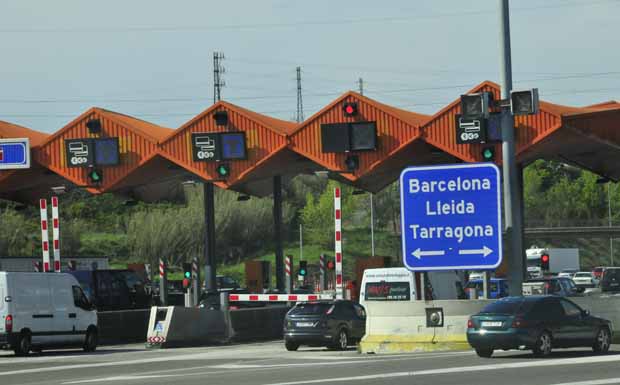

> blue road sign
[400,163,502,271]
[0,138,30,170]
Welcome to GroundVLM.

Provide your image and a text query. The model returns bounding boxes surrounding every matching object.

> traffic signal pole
[204,182,217,292]
[274,175,285,292]
[499,0,525,296]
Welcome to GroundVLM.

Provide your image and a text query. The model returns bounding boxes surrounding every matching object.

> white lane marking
[547,379,620,385]
[260,354,620,385]
[60,351,476,384]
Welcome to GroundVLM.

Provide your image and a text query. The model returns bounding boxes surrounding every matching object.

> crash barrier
[229,305,290,341]
[146,306,230,348]
[573,295,620,343]
[98,309,150,344]
[360,299,494,354]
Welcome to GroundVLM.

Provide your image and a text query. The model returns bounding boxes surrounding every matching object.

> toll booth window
[364,282,410,301]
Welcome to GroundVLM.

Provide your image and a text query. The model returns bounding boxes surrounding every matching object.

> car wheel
[334,328,348,351]
[285,340,299,351]
[475,348,493,358]
[593,327,611,354]
[83,328,98,352]
[14,332,31,357]
[532,331,552,357]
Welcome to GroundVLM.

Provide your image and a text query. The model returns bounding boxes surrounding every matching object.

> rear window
[364,281,410,301]
[289,303,333,315]
[575,273,591,277]
[479,299,534,315]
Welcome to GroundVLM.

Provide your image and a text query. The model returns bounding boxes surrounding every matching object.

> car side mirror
[581,309,590,317]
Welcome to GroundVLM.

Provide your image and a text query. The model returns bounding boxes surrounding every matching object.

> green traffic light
[89,169,102,183]
[482,147,494,161]
[184,271,191,279]
[216,164,229,177]
[300,269,306,276]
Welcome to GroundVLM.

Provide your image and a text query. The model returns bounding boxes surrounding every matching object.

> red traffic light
[327,260,335,270]
[541,254,549,263]
[343,102,358,117]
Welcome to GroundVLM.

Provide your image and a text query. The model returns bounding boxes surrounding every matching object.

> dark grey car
[283,300,366,351]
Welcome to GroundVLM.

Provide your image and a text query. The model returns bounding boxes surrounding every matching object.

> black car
[467,296,612,358]
[601,267,620,292]
[283,300,366,351]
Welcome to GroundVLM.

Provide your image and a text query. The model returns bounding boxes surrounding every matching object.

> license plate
[481,321,503,327]
[296,322,314,327]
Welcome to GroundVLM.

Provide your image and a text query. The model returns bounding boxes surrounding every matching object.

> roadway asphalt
[2,341,620,385]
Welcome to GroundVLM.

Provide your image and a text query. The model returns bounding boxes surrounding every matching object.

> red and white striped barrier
[39,199,50,272]
[334,187,343,299]
[51,196,61,272]
[147,336,166,344]
[159,258,165,278]
[33,261,41,272]
[229,293,334,302]
[191,257,199,280]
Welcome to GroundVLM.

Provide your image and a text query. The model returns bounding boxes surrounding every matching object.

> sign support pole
[499,0,525,296]
[204,182,217,292]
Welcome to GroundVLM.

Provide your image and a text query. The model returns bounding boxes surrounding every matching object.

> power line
[0,0,614,33]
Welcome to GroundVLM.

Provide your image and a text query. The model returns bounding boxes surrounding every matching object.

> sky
[0,0,619,133]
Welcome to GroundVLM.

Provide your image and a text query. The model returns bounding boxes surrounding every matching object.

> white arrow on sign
[412,248,445,260]
[458,246,493,257]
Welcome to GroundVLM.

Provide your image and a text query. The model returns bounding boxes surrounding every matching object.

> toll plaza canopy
[0,80,618,203]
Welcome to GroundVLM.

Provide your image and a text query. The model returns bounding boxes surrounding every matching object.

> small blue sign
[0,138,30,170]
[220,132,247,160]
[400,163,502,271]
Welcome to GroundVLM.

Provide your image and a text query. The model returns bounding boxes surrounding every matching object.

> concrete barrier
[146,306,230,348]
[98,309,150,344]
[573,295,620,343]
[359,299,492,354]
[230,306,289,342]
[360,295,620,354]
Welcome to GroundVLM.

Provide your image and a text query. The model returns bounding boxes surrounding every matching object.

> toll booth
[245,260,271,293]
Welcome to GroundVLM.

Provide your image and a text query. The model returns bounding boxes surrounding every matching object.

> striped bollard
[319,254,326,292]
[285,255,292,294]
[192,257,199,306]
[51,196,61,272]
[33,261,41,272]
[39,199,51,272]
[159,258,167,306]
[334,187,343,299]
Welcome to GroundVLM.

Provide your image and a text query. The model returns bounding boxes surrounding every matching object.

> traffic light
[88,168,102,184]
[541,253,550,271]
[481,146,495,162]
[511,89,539,116]
[216,163,230,178]
[182,263,192,280]
[299,261,308,276]
[345,155,359,171]
[460,92,492,119]
[342,102,358,117]
[327,259,335,270]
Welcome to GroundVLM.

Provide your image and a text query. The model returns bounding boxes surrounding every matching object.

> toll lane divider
[146,306,230,348]
[229,293,334,302]
[98,309,151,344]
[360,295,620,354]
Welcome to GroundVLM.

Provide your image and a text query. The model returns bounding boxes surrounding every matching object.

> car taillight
[5,315,13,333]
[511,317,528,328]
[467,319,474,329]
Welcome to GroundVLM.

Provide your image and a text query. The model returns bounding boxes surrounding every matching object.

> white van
[359,267,464,308]
[0,272,98,356]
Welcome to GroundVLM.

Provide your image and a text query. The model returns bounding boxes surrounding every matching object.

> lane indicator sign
[0,138,30,170]
[400,163,502,271]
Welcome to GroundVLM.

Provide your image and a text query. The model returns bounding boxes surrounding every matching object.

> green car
[467,296,612,358]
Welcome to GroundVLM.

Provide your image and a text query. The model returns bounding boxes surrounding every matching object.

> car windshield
[289,303,333,315]
[575,273,591,277]
[479,299,534,315]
